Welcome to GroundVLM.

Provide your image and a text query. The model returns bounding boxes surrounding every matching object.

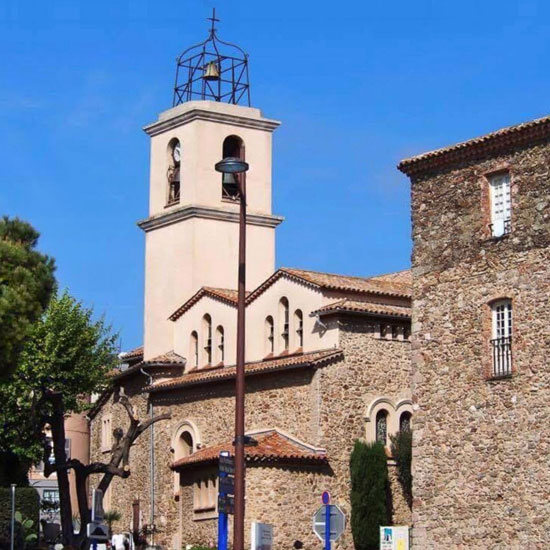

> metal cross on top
[207,8,220,34]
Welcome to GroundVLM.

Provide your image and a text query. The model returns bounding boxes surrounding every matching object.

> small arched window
[167,138,181,205]
[376,410,388,445]
[177,431,193,459]
[399,411,412,433]
[265,316,274,355]
[221,135,244,200]
[203,314,212,366]
[216,326,224,364]
[279,298,290,351]
[294,310,303,348]
[190,331,199,368]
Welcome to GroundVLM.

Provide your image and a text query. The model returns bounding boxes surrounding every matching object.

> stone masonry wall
[409,138,550,549]
[90,316,412,550]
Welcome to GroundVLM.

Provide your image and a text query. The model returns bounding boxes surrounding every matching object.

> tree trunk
[49,392,74,546]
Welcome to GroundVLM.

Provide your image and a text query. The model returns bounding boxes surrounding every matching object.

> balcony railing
[491,335,512,377]
[489,218,511,238]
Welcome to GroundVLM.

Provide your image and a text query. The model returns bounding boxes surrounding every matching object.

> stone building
[399,116,550,548]
[88,21,413,550]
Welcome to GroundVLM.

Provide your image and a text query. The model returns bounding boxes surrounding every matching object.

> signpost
[251,522,273,550]
[88,489,109,546]
[313,492,346,550]
[379,526,409,550]
[218,452,235,550]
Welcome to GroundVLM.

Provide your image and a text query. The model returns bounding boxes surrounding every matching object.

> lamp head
[215,157,249,174]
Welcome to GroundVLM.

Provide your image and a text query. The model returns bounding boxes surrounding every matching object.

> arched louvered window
[376,409,388,445]
[167,138,181,205]
[216,326,225,364]
[279,298,289,351]
[221,135,244,200]
[203,314,212,366]
[294,309,303,348]
[190,331,198,368]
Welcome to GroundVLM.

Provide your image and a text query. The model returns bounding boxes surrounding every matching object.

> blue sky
[1,0,549,349]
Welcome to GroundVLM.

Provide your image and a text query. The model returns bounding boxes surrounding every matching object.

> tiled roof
[169,287,243,321]
[119,345,144,361]
[315,299,411,318]
[398,114,550,176]
[172,429,327,470]
[147,349,343,392]
[246,268,411,305]
[368,269,412,285]
[111,350,186,381]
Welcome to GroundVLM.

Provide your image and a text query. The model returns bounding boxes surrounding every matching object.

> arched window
[294,309,303,348]
[190,331,198,368]
[203,314,212,366]
[221,135,244,200]
[376,410,388,445]
[167,138,181,205]
[399,411,412,433]
[216,326,224,364]
[265,316,274,355]
[177,431,193,459]
[279,298,290,352]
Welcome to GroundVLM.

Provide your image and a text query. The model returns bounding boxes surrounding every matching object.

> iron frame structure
[173,10,251,107]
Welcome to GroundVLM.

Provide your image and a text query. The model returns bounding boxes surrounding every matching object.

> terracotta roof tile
[172,429,327,469]
[111,350,185,381]
[119,345,144,361]
[246,268,411,305]
[169,287,246,321]
[398,114,550,176]
[315,299,411,318]
[147,348,343,392]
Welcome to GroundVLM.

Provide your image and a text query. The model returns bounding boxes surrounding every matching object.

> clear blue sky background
[1,0,549,349]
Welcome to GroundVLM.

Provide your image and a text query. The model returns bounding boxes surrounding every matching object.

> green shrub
[350,440,389,550]
[0,487,39,550]
[390,429,412,508]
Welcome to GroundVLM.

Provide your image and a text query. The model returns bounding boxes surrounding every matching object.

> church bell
[203,61,220,81]
[222,172,237,185]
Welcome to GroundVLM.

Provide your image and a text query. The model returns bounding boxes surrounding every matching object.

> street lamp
[215,155,249,550]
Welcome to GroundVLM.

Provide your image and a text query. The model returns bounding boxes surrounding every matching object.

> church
[88,16,412,550]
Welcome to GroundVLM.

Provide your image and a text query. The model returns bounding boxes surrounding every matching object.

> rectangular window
[491,300,512,377]
[193,476,217,516]
[43,489,60,504]
[101,415,112,452]
[489,172,511,237]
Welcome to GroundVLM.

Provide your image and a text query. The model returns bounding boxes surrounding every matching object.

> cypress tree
[350,440,390,550]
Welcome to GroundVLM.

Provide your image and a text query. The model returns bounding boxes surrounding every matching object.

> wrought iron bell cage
[173,10,251,107]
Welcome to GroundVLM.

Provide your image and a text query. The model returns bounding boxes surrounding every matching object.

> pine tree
[350,440,390,550]
[0,216,56,379]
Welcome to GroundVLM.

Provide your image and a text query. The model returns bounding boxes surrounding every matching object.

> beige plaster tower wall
[140,101,283,359]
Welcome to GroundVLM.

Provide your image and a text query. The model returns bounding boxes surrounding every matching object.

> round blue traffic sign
[321,491,330,505]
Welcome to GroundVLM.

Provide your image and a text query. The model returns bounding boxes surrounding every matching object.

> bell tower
[139,14,283,359]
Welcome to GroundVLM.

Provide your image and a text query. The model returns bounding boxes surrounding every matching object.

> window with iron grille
[491,300,512,377]
[376,410,388,445]
[489,172,511,237]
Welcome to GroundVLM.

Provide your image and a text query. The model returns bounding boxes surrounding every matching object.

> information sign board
[218,494,235,515]
[251,522,273,550]
[219,476,235,495]
[380,526,409,550]
[219,455,235,475]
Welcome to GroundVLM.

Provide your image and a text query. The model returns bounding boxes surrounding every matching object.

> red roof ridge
[246,267,411,305]
[314,299,411,319]
[169,286,243,321]
[147,348,343,392]
[398,114,550,176]
[171,428,327,470]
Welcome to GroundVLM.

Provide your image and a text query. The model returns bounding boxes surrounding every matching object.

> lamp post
[215,156,249,550]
